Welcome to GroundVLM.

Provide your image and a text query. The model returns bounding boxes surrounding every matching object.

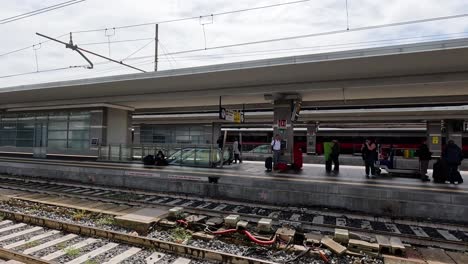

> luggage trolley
[375,145,420,176]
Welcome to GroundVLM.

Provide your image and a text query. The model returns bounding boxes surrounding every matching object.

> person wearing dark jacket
[443,140,463,184]
[417,140,432,182]
[217,135,224,149]
[361,138,377,178]
[330,140,340,172]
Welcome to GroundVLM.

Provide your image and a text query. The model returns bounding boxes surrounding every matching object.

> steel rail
[1,178,467,251]
[0,209,276,264]
[0,247,53,264]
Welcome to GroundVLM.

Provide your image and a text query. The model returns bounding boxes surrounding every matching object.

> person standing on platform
[217,135,224,149]
[443,140,464,184]
[271,134,282,169]
[417,139,432,181]
[331,139,340,172]
[233,138,241,164]
[361,138,377,178]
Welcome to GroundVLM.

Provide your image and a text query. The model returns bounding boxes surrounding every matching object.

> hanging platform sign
[220,108,244,124]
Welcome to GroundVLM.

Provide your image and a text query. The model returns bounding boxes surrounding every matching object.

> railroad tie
[3,230,60,249]
[41,238,99,261]
[102,247,142,264]
[23,234,78,255]
[65,242,119,264]
[146,251,166,264]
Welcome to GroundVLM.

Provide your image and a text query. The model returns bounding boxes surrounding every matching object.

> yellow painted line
[0,157,467,195]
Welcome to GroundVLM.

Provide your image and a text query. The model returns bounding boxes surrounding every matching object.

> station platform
[0,156,466,224]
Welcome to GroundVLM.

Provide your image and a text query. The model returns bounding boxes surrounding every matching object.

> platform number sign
[278,119,287,129]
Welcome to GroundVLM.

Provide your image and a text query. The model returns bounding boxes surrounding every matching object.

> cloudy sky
[0,0,467,88]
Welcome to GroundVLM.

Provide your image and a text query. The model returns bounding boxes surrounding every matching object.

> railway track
[0,210,274,264]
[0,175,466,252]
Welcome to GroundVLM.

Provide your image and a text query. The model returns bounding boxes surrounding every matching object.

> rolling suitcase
[265,157,273,172]
[143,155,155,166]
[293,147,303,170]
[277,162,288,172]
[432,159,447,183]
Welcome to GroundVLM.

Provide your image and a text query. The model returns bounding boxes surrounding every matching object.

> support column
[105,108,132,145]
[212,122,222,146]
[273,99,294,164]
[306,123,317,155]
[446,120,463,148]
[132,125,141,144]
[427,121,442,157]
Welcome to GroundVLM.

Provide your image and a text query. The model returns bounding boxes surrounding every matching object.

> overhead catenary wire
[0,0,86,25]
[158,40,178,67]
[79,37,154,46]
[4,31,467,81]
[29,31,468,82]
[121,39,155,61]
[71,0,311,34]
[0,66,84,79]
[165,12,468,56]
[0,33,69,58]
[0,1,308,60]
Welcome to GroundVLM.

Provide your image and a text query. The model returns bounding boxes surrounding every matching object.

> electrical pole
[155,24,159,72]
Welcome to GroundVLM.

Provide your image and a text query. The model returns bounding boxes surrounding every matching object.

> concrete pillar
[132,125,141,144]
[212,122,222,146]
[446,120,463,148]
[427,121,442,157]
[306,123,317,155]
[273,99,294,163]
[105,108,132,145]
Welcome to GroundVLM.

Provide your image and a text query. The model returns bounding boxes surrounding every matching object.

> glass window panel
[69,120,89,130]
[47,140,67,149]
[16,130,34,140]
[0,131,16,139]
[0,139,15,146]
[68,140,89,149]
[48,131,67,140]
[176,136,190,141]
[16,140,33,147]
[69,112,90,120]
[68,130,89,140]
[190,130,202,136]
[48,113,68,120]
[48,121,68,130]
[1,122,16,130]
[17,122,35,130]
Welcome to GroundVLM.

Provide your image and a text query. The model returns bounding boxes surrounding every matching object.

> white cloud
[0,0,467,88]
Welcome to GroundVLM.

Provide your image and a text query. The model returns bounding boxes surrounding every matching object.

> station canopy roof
[1,38,468,112]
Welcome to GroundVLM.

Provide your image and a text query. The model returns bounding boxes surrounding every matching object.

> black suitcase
[143,155,155,166]
[432,159,447,183]
[265,157,273,171]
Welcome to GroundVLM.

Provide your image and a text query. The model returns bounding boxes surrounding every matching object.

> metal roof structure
[1,37,468,112]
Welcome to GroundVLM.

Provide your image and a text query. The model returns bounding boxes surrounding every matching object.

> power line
[166,13,468,56]
[121,39,154,61]
[79,37,154,46]
[0,66,84,79]
[0,33,69,58]
[165,31,468,60]
[0,0,86,25]
[71,0,311,33]
[33,33,468,82]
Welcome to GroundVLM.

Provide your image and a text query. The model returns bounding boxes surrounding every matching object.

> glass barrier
[98,144,229,168]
